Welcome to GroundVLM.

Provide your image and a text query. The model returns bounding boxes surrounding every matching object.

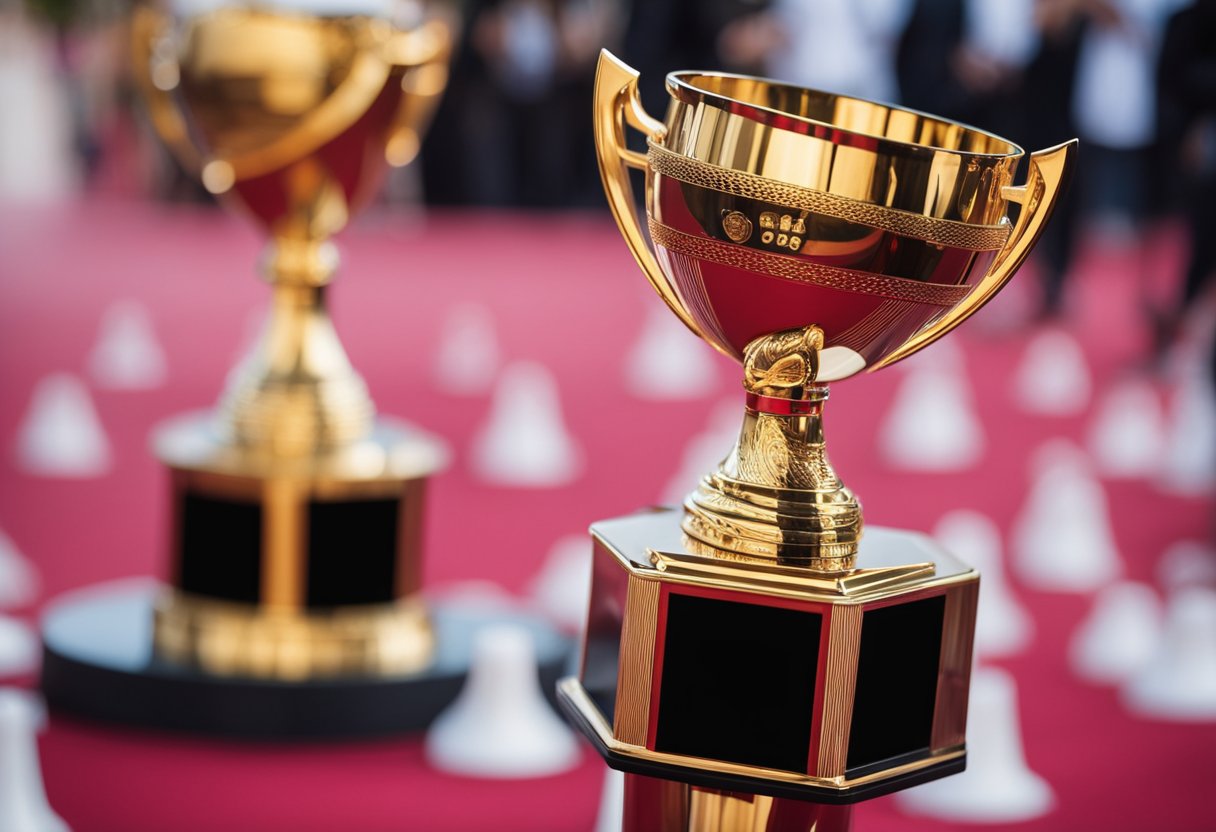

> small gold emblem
[722,211,753,243]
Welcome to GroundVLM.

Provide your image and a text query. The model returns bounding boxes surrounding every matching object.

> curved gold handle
[873,139,1079,370]
[593,50,704,340]
[130,6,202,174]
[383,18,452,167]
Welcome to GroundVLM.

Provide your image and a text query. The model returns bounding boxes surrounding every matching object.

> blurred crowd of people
[1,0,1215,345]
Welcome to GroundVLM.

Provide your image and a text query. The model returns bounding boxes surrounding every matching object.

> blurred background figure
[1157,0,1216,369]
[718,0,913,103]
[421,0,619,207]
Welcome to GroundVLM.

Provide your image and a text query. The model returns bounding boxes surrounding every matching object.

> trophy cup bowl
[593,50,1076,571]
[596,51,1074,379]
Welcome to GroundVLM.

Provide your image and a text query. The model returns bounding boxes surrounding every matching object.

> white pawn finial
[530,534,592,632]
[1011,441,1122,592]
[86,300,168,390]
[0,689,70,832]
[934,511,1032,658]
[595,768,625,832]
[1122,587,1216,721]
[1013,329,1091,416]
[0,616,38,679]
[426,625,580,777]
[15,374,111,478]
[1086,377,1165,478]
[433,303,500,396]
[1069,582,1162,684]
[896,668,1054,823]
[1156,358,1216,496]
[0,530,38,610]
[879,362,984,472]
[470,362,582,487]
[624,306,718,400]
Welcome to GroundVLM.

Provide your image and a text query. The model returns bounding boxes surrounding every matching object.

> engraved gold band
[648,219,971,307]
[648,144,1011,252]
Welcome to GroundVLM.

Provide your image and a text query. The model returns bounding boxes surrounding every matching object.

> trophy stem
[217,239,375,453]
[681,326,862,571]
[622,775,855,831]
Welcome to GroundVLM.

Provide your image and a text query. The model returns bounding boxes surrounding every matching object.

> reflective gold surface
[155,590,434,680]
[593,50,1077,571]
[684,326,862,570]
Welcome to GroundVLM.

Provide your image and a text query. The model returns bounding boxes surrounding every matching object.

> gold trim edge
[589,524,971,604]
[648,143,1011,252]
[647,220,971,308]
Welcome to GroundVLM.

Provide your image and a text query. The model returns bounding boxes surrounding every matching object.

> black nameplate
[846,595,945,773]
[306,498,400,608]
[178,492,262,604]
[655,593,821,773]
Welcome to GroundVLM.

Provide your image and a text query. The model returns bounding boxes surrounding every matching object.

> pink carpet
[0,197,1212,831]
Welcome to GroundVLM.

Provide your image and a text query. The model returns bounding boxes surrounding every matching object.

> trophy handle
[383,19,453,167]
[593,50,705,339]
[872,139,1079,370]
[130,6,202,174]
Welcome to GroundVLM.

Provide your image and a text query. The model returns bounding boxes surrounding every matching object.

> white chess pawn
[1122,587,1216,721]
[934,511,1032,658]
[595,767,625,832]
[0,616,37,679]
[1069,582,1163,684]
[879,363,984,472]
[15,374,111,478]
[427,581,521,616]
[470,362,582,487]
[0,689,69,832]
[1086,377,1165,478]
[530,534,591,632]
[1156,360,1216,496]
[1011,441,1122,592]
[1157,540,1216,592]
[86,300,168,390]
[425,625,580,778]
[0,530,38,610]
[896,668,1054,823]
[1013,329,1091,416]
[661,400,740,506]
[623,306,718,400]
[432,303,500,396]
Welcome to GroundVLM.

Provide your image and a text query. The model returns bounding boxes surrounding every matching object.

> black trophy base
[41,579,572,740]
[556,679,966,806]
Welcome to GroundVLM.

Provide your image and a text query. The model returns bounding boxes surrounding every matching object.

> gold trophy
[557,52,1076,829]
[41,2,564,738]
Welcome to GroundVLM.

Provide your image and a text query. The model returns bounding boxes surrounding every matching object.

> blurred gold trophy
[557,52,1076,828]
[39,1,527,739]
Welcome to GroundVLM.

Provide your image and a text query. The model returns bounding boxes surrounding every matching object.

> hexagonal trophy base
[558,508,977,805]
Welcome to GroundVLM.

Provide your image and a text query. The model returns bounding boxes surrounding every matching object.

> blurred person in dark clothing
[1157,0,1216,363]
[898,0,1035,140]
[421,0,619,208]
[717,0,913,104]
[621,0,767,116]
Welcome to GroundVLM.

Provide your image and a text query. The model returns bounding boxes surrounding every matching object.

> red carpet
[0,197,1212,831]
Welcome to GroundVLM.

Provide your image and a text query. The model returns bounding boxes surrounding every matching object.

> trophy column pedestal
[39,413,573,738]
